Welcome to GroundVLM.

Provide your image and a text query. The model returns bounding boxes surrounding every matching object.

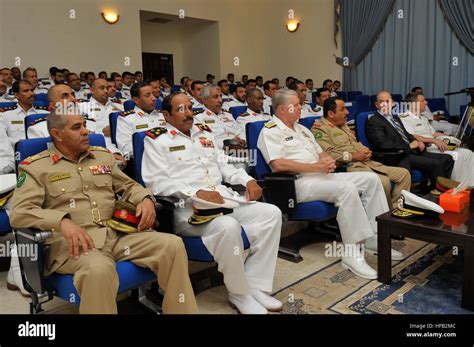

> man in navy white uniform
[142,92,283,314]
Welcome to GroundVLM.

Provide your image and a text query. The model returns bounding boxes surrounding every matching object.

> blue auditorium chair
[246,121,339,260]
[155,98,163,111]
[115,91,123,99]
[354,95,372,113]
[347,91,362,101]
[34,93,48,104]
[392,94,403,104]
[426,98,451,118]
[132,131,250,262]
[24,113,49,138]
[336,91,347,101]
[355,112,424,183]
[171,85,182,93]
[229,106,248,120]
[109,111,121,145]
[124,100,135,112]
[346,102,359,122]
[13,134,159,314]
[0,101,48,109]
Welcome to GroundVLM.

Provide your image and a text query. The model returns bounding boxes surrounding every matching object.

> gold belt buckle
[91,208,101,223]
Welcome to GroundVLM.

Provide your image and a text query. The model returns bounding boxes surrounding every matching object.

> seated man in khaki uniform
[9,107,197,314]
[311,97,411,209]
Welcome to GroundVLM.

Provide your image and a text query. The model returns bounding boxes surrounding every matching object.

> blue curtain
[343,0,474,115]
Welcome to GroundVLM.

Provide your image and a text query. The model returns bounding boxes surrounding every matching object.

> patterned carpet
[273,239,472,314]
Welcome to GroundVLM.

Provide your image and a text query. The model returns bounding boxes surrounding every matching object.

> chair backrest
[354,95,371,113]
[392,94,403,104]
[370,95,377,110]
[24,113,50,136]
[311,91,317,104]
[427,98,450,117]
[124,100,135,112]
[246,121,271,180]
[0,102,18,109]
[109,112,121,145]
[115,91,122,99]
[347,91,362,101]
[86,93,92,100]
[15,134,106,171]
[336,91,347,101]
[229,106,248,120]
[132,131,148,186]
[155,98,163,111]
[298,116,318,130]
[355,111,376,148]
[34,93,48,104]
[171,85,182,94]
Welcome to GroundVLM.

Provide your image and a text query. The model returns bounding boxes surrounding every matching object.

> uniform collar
[49,144,95,164]
[246,107,261,116]
[272,115,297,133]
[134,105,158,117]
[164,122,201,138]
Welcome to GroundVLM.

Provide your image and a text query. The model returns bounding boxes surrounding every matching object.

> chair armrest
[223,182,246,193]
[372,150,405,156]
[261,173,297,213]
[153,196,180,234]
[14,228,52,295]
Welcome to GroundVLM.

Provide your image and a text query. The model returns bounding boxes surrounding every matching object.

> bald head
[90,78,108,104]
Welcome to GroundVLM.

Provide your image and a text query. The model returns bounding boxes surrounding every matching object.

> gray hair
[272,88,297,114]
[201,85,220,100]
[46,105,83,135]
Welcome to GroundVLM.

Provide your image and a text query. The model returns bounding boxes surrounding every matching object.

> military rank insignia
[89,164,112,175]
[264,121,276,129]
[145,127,167,139]
[196,123,212,132]
[120,110,134,117]
[199,137,215,148]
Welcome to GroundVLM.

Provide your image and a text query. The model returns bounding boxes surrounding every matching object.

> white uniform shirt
[189,96,204,109]
[121,85,132,100]
[116,106,166,156]
[399,111,436,138]
[194,107,245,149]
[222,97,247,112]
[235,108,272,140]
[72,88,90,101]
[142,122,253,200]
[0,104,47,146]
[263,95,272,115]
[258,115,323,166]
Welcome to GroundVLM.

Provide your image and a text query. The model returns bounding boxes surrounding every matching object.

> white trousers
[427,146,474,185]
[174,202,282,295]
[295,172,389,245]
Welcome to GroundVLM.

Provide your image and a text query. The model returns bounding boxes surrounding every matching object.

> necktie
[389,115,410,144]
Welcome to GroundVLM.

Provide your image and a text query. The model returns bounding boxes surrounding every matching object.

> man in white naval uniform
[236,88,272,139]
[116,81,166,157]
[288,80,322,119]
[222,84,247,112]
[263,80,277,115]
[401,93,474,185]
[194,85,246,150]
[0,80,48,147]
[142,92,283,314]
[312,87,331,117]
[22,67,48,95]
[412,87,458,136]
[66,72,90,100]
[189,81,205,109]
[258,89,405,280]
[121,72,134,100]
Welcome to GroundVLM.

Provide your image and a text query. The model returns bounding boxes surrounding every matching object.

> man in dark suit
[365,91,454,190]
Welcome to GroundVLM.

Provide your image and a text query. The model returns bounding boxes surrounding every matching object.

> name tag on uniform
[169,145,185,152]
[136,124,149,130]
[89,164,112,175]
[49,173,71,182]
[92,108,101,112]
[416,123,422,127]
[285,136,294,141]
[11,120,24,125]
[334,132,345,137]
[204,120,215,124]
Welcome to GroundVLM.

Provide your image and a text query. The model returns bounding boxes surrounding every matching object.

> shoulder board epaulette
[83,114,96,122]
[89,146,110,153]
[35,105,48,110]
[120,110,135,117]
[0,105,18,112]
[76,99,88,103]
[312,120,323,128]
[193,109,204,116]
[19,151,50,165]
[195,123,212,132]
[145,127,167,139]
[264,121,276,129]
[239,112,250,117]
[30,116,47,126]
[399,112,409,118]
[313,106,322,112]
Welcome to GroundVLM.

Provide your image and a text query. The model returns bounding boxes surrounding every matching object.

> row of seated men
[1,74,472,314]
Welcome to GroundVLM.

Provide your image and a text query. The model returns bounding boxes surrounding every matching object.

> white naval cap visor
[188,195,239,225]
[392,190,444,219]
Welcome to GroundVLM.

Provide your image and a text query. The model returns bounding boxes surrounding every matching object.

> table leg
[377,223,392,284]
[462,239,474,311]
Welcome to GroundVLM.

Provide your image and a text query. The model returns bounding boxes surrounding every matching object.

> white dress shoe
[250,289,283,312]
[365,236,406,261]
[341,255,377,280]
[228,293,268,314]
[7,244,30,297]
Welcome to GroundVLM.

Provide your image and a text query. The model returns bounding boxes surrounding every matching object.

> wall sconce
[287,21,300,33]
[101,11,120,24]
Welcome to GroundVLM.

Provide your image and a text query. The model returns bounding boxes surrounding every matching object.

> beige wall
[0,0,341,84]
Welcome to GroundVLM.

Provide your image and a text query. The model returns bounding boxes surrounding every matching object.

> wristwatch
[144,194,158,207]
